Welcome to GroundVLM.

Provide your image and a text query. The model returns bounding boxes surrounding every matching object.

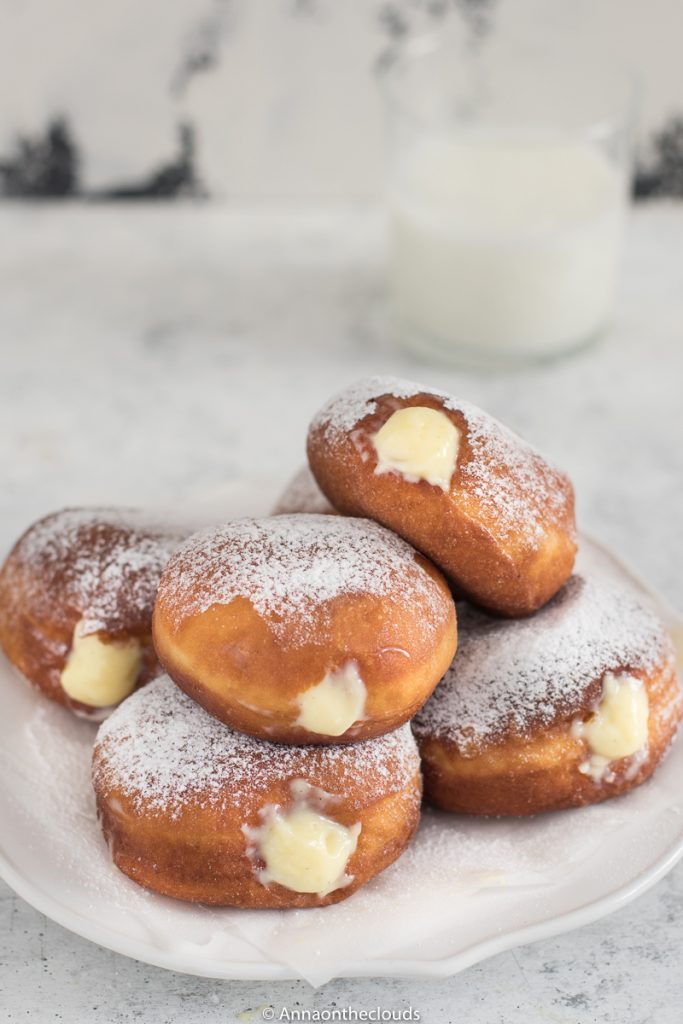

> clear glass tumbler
[381,34,634,368]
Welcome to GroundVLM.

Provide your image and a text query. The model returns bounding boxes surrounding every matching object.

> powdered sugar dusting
[310,376,573,543]
[158,514,446,644]
[414,574,673,753]
[93,675,420,816]
[273,466,336,515]
[8,508,186,635]
[3,533,683,986]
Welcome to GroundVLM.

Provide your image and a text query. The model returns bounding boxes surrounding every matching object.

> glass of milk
[381,35,634,367]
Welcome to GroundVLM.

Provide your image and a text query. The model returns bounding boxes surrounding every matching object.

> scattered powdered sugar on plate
[227,774,675,987]
[157,513,446,644]
[310,376,573,543]
[93,675,420,816]
[272,466,336,516]
[6,700,144,908]
[414,573,673,753]
[2,531,683,986]
[6,697,231,933]
[6,508,187,635]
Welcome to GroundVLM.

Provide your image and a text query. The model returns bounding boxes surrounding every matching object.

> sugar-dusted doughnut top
[1,508,186,637]
[413,574,674,754]
[93,675,421,817]
[310,375,573,544]
[273,466,336,515]
[156,513,450,646]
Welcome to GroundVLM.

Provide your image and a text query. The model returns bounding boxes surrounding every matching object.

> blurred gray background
[0,0,681,202]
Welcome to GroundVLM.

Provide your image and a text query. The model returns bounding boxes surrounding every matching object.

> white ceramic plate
[1,479,682,985]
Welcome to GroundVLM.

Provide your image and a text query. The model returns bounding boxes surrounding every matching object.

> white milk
[389,138,626,361]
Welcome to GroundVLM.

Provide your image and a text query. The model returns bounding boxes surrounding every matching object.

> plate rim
[3,823,682,982]
[1,486,682,983]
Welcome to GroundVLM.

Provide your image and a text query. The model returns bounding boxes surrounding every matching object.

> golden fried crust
[307,390,577,616]
[0,509,184,715]
[152,518,457,745]
[92,678,423,908]
[418,659,682,816]
[154,576,456,744]
[95,775,422,908]
[0,600,158,716]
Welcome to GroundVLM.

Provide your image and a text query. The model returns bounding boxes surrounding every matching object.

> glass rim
[377,32,639,141]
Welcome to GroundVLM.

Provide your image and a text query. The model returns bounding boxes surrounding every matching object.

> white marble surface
[1,201,682,1021]
[0,0,682,199]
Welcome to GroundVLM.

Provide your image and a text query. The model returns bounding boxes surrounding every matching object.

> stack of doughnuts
[94,513,454,907]
[2,375,681,911]
[299,376,682,814]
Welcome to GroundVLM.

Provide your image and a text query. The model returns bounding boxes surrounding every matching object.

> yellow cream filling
[296,663,366,736]
[60,625,143,708]
[257,805,361,895]
[572,672,649,779]
[372,406,460,491]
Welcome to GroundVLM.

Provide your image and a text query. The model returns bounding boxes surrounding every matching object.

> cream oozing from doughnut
[257,807,360,895]
[413,574,672,756]
[311,375,573,546]
[60,622,143,707]
[244,781,361,895]
[372,406,460,491]
[571,672,650,780]
[296,663,367,736]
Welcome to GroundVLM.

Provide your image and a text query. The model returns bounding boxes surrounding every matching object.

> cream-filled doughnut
[413,574,682,816]
[307,376,577,616]
[273,466,337,516]
[0,508,186,718]
[153,514,457,744]
[92,675,422,907]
